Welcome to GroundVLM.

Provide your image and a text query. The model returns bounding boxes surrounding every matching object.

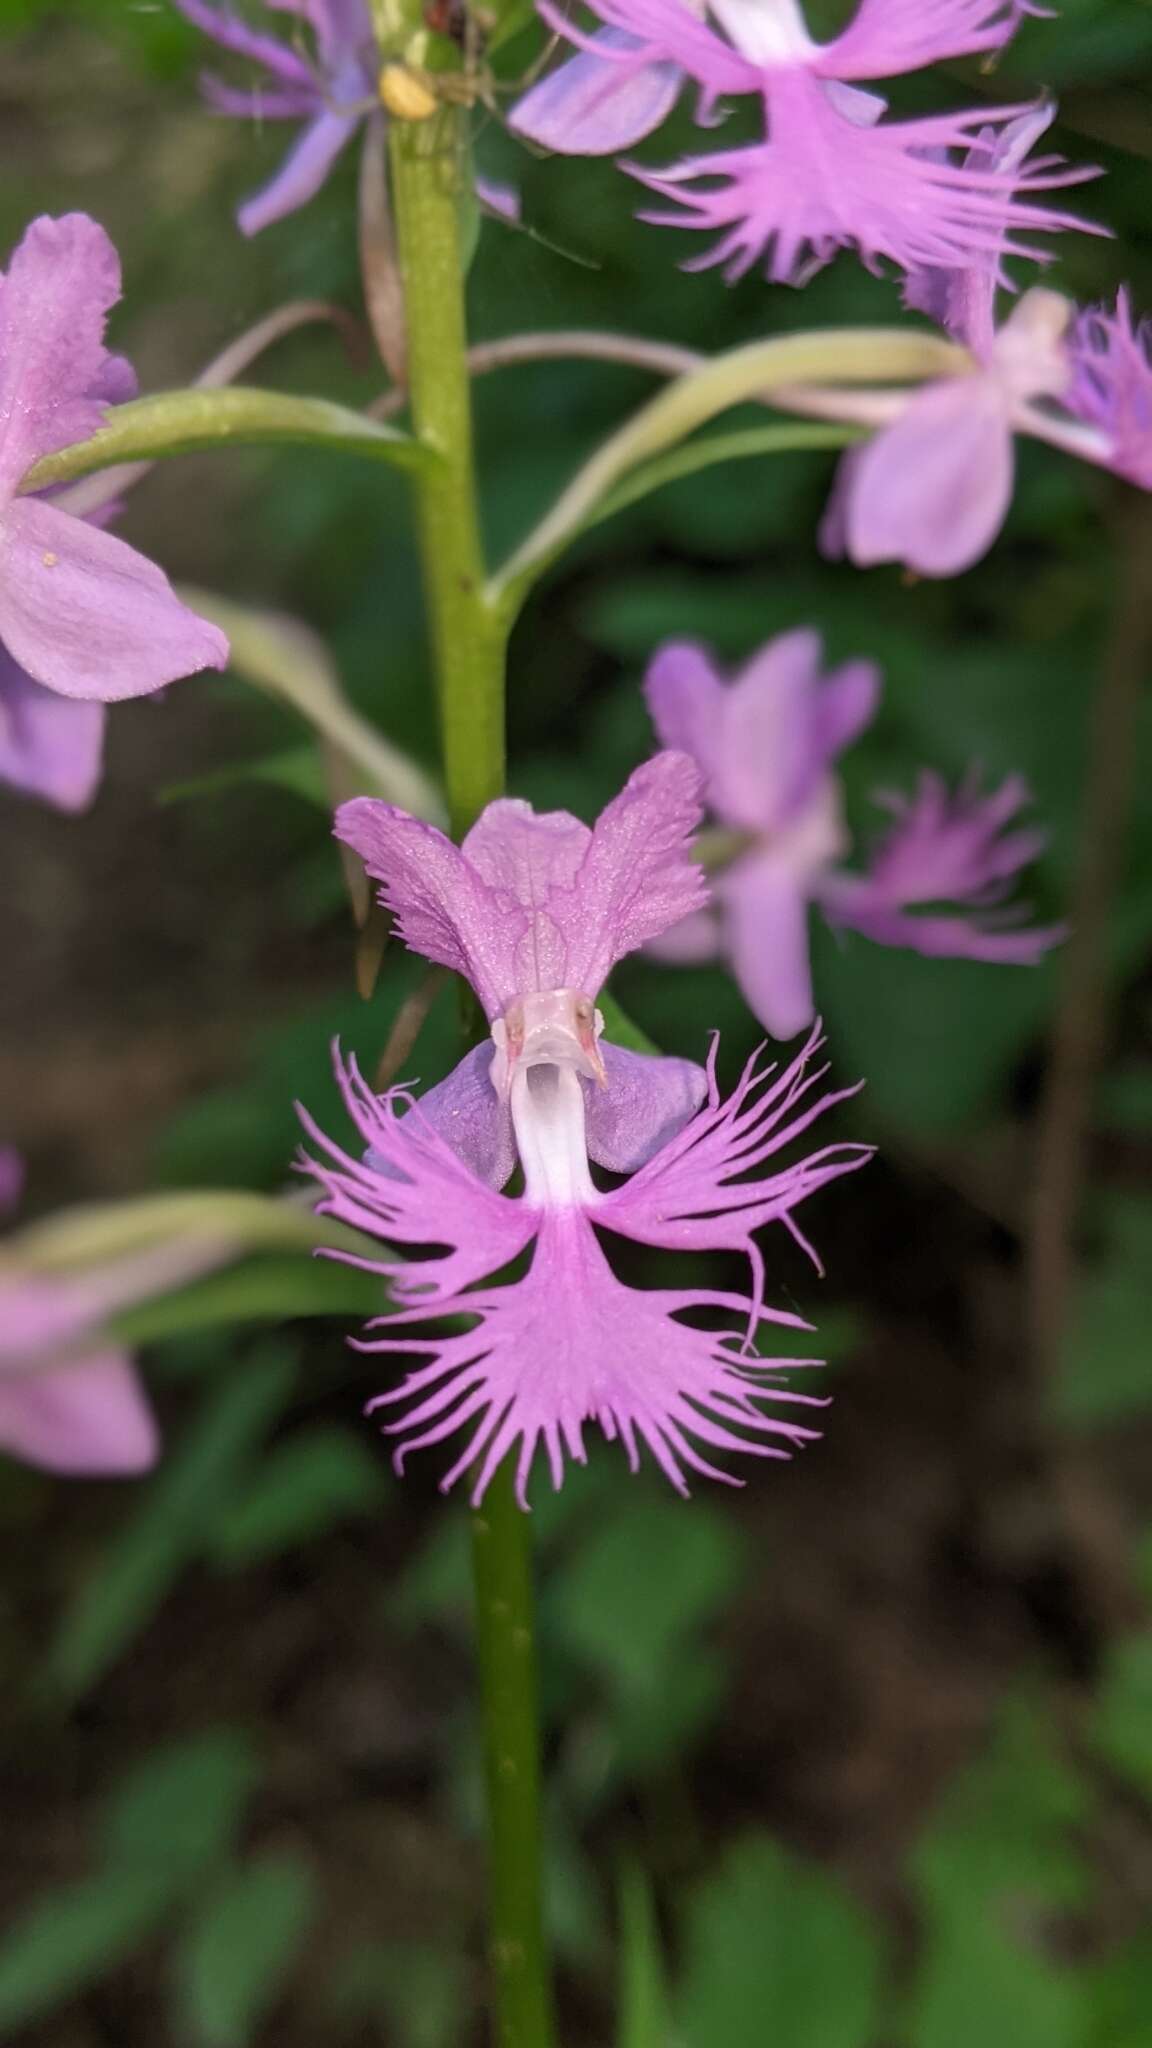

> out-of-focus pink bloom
[313,757,867,1503]
[0,215,228,809]
[818,108,1140,576]
[0,1150,170,1475]
[512,0,1088,287]
[1064,290,1152,491]
[175,0,377,235]
[645,632,1062,1038]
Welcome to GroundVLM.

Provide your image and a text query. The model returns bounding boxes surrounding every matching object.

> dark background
[2,1,1152,2042]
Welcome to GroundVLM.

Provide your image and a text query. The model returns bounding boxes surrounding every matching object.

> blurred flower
[302,757,867,1503]
[0,215,228,810]
[512,0,1087,286]
[819,110,1079,573]
[644,630,1062,1039]
[175,0,378,235]
[1064,290,1152,491]
[0,1150,186,1476]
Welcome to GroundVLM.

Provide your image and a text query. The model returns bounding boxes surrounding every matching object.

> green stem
[388,111,555,2048]
[389,114,505,837]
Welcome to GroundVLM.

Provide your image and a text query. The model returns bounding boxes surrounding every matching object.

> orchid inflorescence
[2,0,1146,1498]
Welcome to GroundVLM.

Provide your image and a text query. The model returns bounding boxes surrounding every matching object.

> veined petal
[511,31,684,154]
[0,653,105,811]
[0,497,229,702]
[337,753,706,1018]
[237,106,361,236]
[0,215,125,490]
[829,374,1016,577]
[393,1043,517,1191]
[537,0,758,97]
[0,1350,158,1475]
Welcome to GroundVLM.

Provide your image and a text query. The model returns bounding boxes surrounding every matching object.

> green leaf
[208,1427,386,1567]
[549,1499,744,1702]
[328,1942,467,2048]
[47,1345,297,1698]
[22,385,429,493]
[101,1730,258,1885]
[177,1851,317,2048]
[616,1863,673,2048]
[1054,1197,1152,1429]
[162,747,329,809]
[1090,1633,1152,1800]
[677,1835,884,2048]
[0,1870,169,2033]
[110,1252,386,1346]
[906,1915,1087,2048]
[599,989,662,1058]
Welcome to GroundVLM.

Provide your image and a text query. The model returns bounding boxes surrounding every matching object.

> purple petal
[583,1043,708,1172]
[0,215,126,490]
[336,801,514,1017]
[302,1035,866,1505]
[644,639,728,787]
[511,33,683,155]
[0,650,105,810]
[562,752,708,996]
[0,1350,158,1475]
[475,175,521,224]
[630,74,1096,290]
[237,107,361,236]
[720,853,816,1041]
[834,376,1016,577]
[201,73,321,120]
[1067,290,1152,491]
[813,656,881,760]
[820,881,1062,964]
[339,755,705,1018]
[172,0,316,85]
[710,629,835,831]
[398,1043,516,1190]
[816,0,1026,82]
[0,498,228,702]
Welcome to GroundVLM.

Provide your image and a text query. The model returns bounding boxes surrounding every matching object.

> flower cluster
[512,0,1090,287]
[301,755,869,1503]
[644,629,1060,1038]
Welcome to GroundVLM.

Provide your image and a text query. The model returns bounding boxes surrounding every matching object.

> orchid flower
[512,0,1088,287]
[0,1150,181,1475]
[644,632,1062,1040]
[175,0,378,235]
[301,753,868,1505]
[0,215,228,810]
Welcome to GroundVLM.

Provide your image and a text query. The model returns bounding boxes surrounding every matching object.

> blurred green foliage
[3,0,1152,2043]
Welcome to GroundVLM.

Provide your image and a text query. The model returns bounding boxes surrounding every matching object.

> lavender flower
[0,1149,168,1475]
[645,631,1061,1039]
[814,108,1089,573]
[0,215,228,809]
[175,0,377,235]
[1064,290,1152,491]
[303,754,867,1504]
[512,0,1086,287]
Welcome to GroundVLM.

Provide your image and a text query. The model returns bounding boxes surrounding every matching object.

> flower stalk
[385,106,556,2048]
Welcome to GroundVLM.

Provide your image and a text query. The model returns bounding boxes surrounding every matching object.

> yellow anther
[378,62,439,121]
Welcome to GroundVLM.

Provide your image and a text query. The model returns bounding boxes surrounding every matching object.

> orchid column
[384,80,556,2048]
